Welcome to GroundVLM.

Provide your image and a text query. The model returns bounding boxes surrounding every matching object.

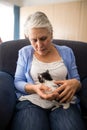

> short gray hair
[24,11,53,37]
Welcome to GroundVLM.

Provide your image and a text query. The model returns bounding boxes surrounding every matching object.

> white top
[30,55,68,84]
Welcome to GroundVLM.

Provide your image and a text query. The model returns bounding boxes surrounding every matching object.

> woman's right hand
[35,83,59,100]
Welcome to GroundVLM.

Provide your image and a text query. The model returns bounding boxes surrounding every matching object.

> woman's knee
[11,101,50,130]
[49,104,86,130]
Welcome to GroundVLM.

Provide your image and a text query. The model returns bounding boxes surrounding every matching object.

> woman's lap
[11,100,51,130]
[50,104,86,130]
[11,100,86,130]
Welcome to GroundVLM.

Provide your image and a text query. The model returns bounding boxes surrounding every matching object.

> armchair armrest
[0,71,16,130]
[79,77,87,109]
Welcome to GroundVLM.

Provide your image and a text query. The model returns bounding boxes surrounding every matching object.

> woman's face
[28,28,52,56]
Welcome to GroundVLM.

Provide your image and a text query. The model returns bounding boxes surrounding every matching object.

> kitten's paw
[63,103,70,109]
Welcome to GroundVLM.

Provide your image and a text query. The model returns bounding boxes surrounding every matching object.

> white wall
[20,1,87,42]
[0,3,14,42]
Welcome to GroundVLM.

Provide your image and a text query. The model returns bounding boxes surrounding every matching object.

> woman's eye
[40,36,47,41]
[31,36,47,43]
[32,39,37,43]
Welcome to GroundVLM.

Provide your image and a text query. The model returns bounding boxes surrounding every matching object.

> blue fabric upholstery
[0,72,16,130]
[79,77,87,109]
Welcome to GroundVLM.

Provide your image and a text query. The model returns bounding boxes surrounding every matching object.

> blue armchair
[0,39,87,130]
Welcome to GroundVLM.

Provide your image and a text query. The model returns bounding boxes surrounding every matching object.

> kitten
[38,70,77,109]
[38,70,58,93]
[19,70,77,110]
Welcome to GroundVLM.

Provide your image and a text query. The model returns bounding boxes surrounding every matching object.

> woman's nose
[36,40,42,48]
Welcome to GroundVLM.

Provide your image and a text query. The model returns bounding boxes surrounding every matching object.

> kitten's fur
[38,70,77,109]
[38,70,58,93]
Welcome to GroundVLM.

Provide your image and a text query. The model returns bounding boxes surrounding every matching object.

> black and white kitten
[38,70,58,93]
[19,70,77,110]
[38,70,77,109]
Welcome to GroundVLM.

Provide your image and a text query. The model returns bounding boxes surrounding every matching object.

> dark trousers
[11,100,86,130]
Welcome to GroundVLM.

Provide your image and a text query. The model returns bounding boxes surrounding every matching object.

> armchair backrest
[0,39,87,80]
[0,39,29,76]
[53,39,87,80]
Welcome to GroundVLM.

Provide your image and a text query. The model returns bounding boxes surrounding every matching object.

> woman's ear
[0,37,2,43]
[24,34,29,39]
[50,32,53,41]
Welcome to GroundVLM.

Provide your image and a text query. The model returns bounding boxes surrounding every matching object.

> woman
[11,11,86,130]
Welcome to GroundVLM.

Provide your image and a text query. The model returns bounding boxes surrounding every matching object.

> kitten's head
[38,70,53,83]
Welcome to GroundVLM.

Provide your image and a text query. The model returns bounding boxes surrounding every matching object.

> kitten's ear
[38,73,41,76]
[37,73,41,82]
[37,73,40,78]
[46,70,49,73]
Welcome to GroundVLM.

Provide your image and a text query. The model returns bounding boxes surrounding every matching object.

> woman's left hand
[54,79,81,103]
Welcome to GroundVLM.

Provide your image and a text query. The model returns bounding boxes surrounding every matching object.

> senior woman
[11,11,86,130]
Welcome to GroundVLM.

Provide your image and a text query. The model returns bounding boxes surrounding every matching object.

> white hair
[24,11,53,38]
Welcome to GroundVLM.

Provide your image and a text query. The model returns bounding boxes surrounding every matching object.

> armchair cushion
[79,77,87,109]
[0,39,29,76]
[0,72,16,130]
